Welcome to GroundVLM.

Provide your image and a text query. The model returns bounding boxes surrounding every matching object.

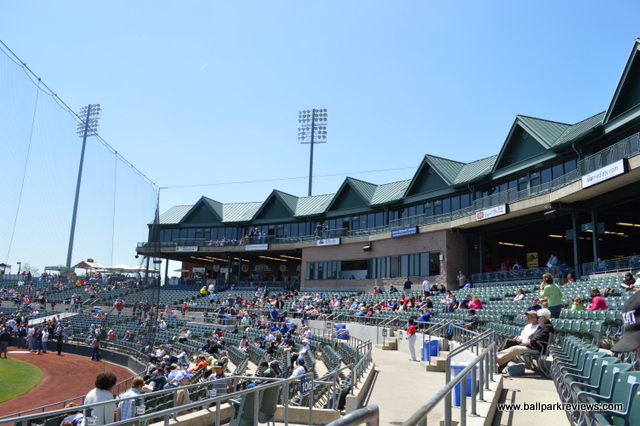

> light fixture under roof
[499,241,525,247]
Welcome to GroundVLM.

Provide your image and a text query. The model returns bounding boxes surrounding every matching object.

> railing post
[474,360,482,408]
[351,367,356,394]
[460,375,467,426]
[309,375,314,426]
[284,381,289,426]
[444,357,452,426]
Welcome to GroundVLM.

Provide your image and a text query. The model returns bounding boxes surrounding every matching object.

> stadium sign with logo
[176,246,198,252]
[317,238,340,246]
[475,204,507,221]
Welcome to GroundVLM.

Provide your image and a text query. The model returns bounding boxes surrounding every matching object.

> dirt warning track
[0,350,134,417]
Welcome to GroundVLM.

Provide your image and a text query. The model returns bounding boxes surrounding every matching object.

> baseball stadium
[2,33,640,426]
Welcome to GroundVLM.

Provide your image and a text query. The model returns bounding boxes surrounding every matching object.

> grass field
[0,357,43,403]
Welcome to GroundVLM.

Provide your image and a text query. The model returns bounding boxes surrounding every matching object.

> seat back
[597,371,640,426]
[577,350,607,374]
[593,363,634,400]
[231,391,259,426]
[258,385,281,423]
[585,357,622,388]
[618,386,640,426]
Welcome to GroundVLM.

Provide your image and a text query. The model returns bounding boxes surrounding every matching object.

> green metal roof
[424,155,466,185]
[158,205,192,225]
[453,155,498,185]
[202,197,224,218]
[345,177,377,202]
[222,202,262,222]
[554,112,605,147]
[370,180,411,205]
[605,39,640,123]
[517,115,570,149]
[273,190,299,214]
[295,194,335,216]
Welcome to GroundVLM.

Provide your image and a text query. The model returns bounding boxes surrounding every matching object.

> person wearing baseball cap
[497,308,554,373]
[611,291,640,354]
[207,361,232,397]
[527,297,542,311]
[176,372,193,413]
[290,357,308,378]
[499,311,540,352]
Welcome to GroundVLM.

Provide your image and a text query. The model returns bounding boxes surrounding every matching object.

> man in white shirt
[302,326,313,339]
[500,311,539,350]
[422,279,430,296]
[264,330,276,342]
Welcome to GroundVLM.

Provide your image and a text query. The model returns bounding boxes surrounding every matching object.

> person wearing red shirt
[406,318,418,361]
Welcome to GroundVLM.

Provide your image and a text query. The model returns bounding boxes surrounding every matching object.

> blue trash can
[430,339,440,357]
[451,362,478,406]
[337,329,349,340]
[422,342,430,361]
[93,307,101,314]
[335,323,347,339]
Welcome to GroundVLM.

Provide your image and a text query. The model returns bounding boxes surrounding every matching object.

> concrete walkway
[364,344,570,426]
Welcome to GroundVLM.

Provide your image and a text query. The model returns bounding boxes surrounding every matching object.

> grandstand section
[3,267,640,425]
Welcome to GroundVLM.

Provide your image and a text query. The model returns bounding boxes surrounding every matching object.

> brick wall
[302,229,467,291]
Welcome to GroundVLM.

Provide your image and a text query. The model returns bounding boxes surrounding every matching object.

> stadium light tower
[66,104,101,268]
[298,109,328,196]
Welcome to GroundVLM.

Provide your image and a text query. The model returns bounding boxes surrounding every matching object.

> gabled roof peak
[515,114,570,127]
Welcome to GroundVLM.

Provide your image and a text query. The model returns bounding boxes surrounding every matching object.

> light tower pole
[298,109,328,196]
[66,104,101,268]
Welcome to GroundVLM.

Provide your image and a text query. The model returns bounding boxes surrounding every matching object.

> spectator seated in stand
[497,309,553,373]
[620,272,638,291]
[586,288,608,310]
[527,297,542,311]
[444,309,478,339]
[416,308,431,322]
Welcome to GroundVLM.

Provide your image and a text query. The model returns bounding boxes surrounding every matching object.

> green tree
[21,262,40,275]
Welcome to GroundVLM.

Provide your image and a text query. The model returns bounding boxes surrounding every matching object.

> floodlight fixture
[298,108,328,196]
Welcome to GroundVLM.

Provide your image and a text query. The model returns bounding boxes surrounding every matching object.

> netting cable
[5,79,40,263]
[0,39,159,192]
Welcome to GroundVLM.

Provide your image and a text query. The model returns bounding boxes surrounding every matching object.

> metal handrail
[420,320,453,366]
[0,370,347,426]
[326,404,379,426]
[403,341,497,426]
[581,254,640,276]
[444,330,496,426]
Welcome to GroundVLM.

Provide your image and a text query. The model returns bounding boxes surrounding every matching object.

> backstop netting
[0,41,161,346]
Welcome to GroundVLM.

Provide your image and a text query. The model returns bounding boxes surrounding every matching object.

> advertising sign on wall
[176,246,198,252]
[317,238,340,246]
[475,204,507,221]
[581,159,627,189]
[526,252,539,269]
[391,226,418,238]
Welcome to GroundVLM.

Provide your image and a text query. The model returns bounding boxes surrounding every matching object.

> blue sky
[1,1,639,271]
